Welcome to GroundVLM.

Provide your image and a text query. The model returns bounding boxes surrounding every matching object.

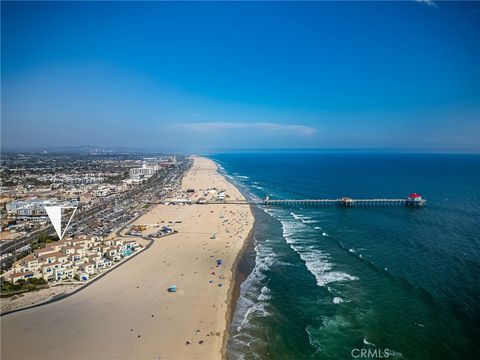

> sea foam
[281,219,358,287]
[363,337,376,347]
[233,240,274,333]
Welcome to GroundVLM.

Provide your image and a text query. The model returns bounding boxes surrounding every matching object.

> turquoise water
[210,153,480,360]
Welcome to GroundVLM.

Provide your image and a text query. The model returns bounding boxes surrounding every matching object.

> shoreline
[213,159,258,360]
[221,219,255,360]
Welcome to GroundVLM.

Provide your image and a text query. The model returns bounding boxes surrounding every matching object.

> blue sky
[1,1,479,152]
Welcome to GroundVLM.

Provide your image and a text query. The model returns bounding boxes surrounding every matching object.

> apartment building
[8,235,143,284]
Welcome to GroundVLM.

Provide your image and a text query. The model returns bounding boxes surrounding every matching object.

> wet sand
[1,156,254,360]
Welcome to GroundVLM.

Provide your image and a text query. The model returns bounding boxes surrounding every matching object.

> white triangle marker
[45,206,77,240]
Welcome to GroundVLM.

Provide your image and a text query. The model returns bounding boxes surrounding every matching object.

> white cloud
[174,122,317,136]
[415,0,438,8]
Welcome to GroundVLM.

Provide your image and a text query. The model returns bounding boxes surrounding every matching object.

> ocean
[208,152,480,360]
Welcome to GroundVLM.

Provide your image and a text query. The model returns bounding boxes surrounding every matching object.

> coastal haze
[1,1,479,360]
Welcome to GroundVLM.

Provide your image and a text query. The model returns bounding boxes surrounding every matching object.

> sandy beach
[1,284,82,314]
[1,156,254,360]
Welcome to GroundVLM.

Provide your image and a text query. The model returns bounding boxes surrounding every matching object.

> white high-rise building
[129,163,160,178]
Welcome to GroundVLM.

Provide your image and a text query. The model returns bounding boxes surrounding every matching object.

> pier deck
[197,197,426,207]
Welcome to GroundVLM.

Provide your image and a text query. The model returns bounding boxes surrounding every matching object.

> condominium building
[7,236,143,284]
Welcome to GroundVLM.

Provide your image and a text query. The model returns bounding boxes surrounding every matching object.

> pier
[195,193,426,207]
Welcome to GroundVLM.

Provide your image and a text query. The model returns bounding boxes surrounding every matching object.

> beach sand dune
[1,157,254,360]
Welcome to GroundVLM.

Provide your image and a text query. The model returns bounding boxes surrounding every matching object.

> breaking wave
[280,217,358,287]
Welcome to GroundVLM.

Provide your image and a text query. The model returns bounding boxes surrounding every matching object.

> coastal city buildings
[4,235,143,284]
[129,163,161,178]
[0,153,181,241]
[129,156,177,181]
[0,153,189,274]
[6,198,79,222]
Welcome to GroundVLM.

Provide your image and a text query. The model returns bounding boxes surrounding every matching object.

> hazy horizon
[2,1,479,152]
[3,144,480,156]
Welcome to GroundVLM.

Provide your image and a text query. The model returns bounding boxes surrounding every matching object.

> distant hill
[1,145,174,155]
